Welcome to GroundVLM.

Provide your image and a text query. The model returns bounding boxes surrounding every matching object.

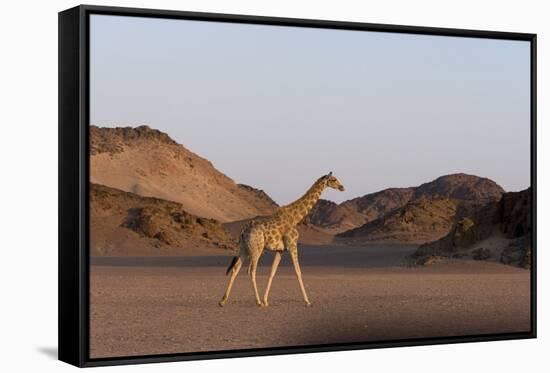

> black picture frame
[59,4,537,368]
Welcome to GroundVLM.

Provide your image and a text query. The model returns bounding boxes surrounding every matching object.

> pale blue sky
[90,15,531,204]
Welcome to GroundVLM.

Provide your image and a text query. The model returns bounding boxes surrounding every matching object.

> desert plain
[90,245,530,358]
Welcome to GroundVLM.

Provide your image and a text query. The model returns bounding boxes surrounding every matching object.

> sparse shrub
[421,255,444,266]
[454,218,478,246]
[472,247,491,260]
[408,255,445,266]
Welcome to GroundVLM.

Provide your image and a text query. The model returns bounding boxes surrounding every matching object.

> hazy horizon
[90,15,531,204]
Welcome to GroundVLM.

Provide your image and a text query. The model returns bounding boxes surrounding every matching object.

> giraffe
[218,172,345,307]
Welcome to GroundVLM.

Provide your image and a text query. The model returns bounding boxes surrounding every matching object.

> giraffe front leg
[249,256,264,307]
[263,251,282,307]
[290,248,311,307]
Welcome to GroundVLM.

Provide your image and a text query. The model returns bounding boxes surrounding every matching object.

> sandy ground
[90,245,531,358]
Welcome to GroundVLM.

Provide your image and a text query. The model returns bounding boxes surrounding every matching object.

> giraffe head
[321,172,345,191]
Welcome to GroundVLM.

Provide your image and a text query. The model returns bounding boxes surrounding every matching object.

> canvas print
[88,14,532,358]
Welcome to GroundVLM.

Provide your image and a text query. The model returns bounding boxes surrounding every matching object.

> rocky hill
[326,174,504,242]
[90,183,237,256]
[413,173,505,203]
[337,196,458,243]
[237,183,278,210]
[305,188,415,234]
[413,188,531,268]
[90,125,509,248]
[90,125,278,222]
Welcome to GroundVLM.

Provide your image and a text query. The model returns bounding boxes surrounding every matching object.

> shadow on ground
[37,346,58,360]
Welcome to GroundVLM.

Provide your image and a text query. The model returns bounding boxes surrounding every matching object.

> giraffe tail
[225,256,239,276]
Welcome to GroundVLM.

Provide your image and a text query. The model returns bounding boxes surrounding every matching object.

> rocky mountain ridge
[90,183,237,256]
[90,125,278,222]
[306,174,504,243]
[90,125,520,255]
[413,188,531,268]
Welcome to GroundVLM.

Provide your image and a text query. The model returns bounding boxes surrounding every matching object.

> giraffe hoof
[262,300,269,307]
[305,301,312,307]
[218,300,226,307]
[256,301,264,307]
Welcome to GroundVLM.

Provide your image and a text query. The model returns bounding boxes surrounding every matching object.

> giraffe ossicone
[218,172,345,307]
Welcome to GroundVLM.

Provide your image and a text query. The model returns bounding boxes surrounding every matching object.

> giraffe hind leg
[239,226,265,307]
[219,257,242,307]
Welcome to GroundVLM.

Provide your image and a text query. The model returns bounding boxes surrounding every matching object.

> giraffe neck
[281,179,326,226]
